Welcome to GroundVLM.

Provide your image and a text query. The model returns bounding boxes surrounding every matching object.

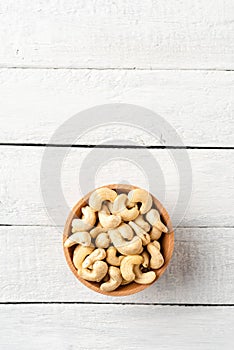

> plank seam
[0,143,234,150]
[0,66,234,72]
[0,302,233,307]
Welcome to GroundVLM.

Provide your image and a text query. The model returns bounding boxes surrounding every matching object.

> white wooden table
[0,1,234,349]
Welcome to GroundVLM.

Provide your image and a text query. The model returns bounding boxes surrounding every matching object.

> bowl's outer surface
[63,184,174,296]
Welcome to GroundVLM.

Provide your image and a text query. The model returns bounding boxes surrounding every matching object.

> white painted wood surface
[0,146,233,227]
[0,1,234,70]
[0,304,233,349]
[0,226,233,304]
[0,0,234,347]
[0,69,233,146]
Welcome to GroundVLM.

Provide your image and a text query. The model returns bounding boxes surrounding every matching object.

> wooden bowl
[63,184,174,296]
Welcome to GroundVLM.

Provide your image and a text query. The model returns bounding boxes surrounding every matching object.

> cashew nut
[98,205,122,229]
[89,187,117,211]
[146,209,168,233]
[112,194,128,213]
[134,215,151,232]
[133,265,156,284]
[147,242,164,269]
[78,261,108,282]
[95,232,111,249]
[129,221,151,246]
[142,250,150,268]
[126,198,135,208]
[71,218,93,233]
[109,229,143,255]
[102,273,109,282]
[69,187,166,291]
[112,194,139,221]
[64,231,92,248]
[121,278,132,285]
[73,245,95,270]
[106,246,124,266]
[100,266,122,292]
[82,248,106,269]
[150,226,163,241]
[117,223,134,240]
[89,226,107,239]
[152,240,161,250]
[120,255,143,282]
[128,189,152,214]
[119,206,139,221]
[106,201,113,213]
[81,206,96,226]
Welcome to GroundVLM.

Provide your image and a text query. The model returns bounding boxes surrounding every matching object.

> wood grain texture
[0,304,233,349]
[0,1,234,70]
[0,146,233,227]
[0,226,233,303]
[0,69,234,146]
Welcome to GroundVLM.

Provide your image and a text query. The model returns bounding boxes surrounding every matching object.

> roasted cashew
[73,245,95,270]
[100,266,122,292]
[134,215,151,232]
[95,232,111,249]
[109,229,143,255]
[89,187,117,211]
[81,206,96,226]
[98,205,122,229]
[150,226,163,241]
[117,223,134,240]
[129,221,151,246]
[112,194,139,221]
[120,255,143,282]
[64,231,92,248]
[106,246,124,266]
[147,242,164,269]
[78,261,108,282]
[133,265,156,284]
[142,250,150,268]
[146,209,168,233]
[128,189,152,214]
[82,248,106,269]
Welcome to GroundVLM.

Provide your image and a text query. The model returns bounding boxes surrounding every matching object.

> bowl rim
[63,184,174,297]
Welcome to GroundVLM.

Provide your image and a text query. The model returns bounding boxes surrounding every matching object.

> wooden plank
[0,1,234,69]
[0,304,233,349]
[0,69,234,147]
[0,146,233,227]
[0,226,233,303]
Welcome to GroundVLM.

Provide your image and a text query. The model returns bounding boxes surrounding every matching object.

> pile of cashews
[64,187,168,292]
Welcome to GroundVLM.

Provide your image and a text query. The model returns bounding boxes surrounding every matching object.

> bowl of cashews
[63,184,174,296]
